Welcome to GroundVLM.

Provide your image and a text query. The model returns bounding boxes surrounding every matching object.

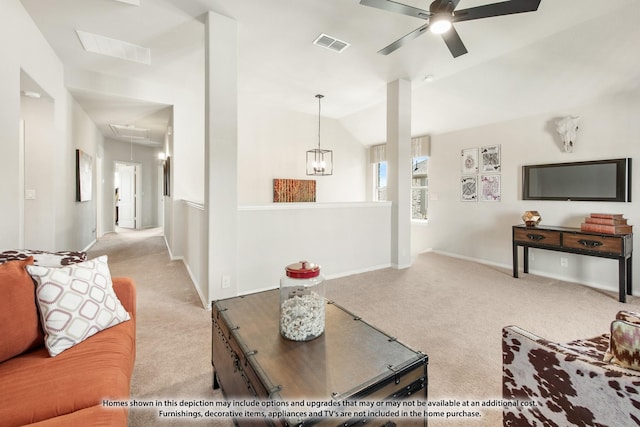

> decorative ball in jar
[279,261,325,341]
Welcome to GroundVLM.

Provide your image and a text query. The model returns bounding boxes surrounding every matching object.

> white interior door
[117,164,136,229]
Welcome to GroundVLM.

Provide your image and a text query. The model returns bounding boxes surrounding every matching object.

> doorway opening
[114,162,142,230]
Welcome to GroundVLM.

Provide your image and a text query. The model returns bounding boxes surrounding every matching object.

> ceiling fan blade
[377,23,430,55]
[360,0,430,20]
[430,0,462,13]
[453,0,541,23]
[441,26,468,57]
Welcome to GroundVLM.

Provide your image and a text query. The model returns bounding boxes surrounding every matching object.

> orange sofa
[0,276,136,426]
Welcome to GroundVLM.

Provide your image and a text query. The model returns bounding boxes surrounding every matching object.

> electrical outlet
[221,275,231,289]
[560,257,569,267]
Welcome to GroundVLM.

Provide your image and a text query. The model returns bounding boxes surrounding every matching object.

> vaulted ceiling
[19,0,640,145]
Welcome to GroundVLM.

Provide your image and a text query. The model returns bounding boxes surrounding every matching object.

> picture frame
[480,144,501,172]
[163,156,171,196]
[461,148,479,175]
[273,178,316,202]
[480,174,501,202]
[461,176,478,202]
[75,149,92,202]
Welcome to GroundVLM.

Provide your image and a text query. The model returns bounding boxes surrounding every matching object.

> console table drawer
[563,233,623,255]
[513,228,561,246]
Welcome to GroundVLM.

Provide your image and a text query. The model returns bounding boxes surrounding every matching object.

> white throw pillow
[27,255,130,357]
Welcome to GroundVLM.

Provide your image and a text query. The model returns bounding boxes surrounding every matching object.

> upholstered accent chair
[502,314,640,426]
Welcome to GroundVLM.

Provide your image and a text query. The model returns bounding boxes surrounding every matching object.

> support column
[386,79,412,269]
[205,11,238,301]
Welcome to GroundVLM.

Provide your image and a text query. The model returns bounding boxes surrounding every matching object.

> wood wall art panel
[273,179,316,203]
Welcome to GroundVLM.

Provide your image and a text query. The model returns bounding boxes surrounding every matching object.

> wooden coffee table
[211,290,428,427]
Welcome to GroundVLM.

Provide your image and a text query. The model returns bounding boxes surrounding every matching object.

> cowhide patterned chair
[503,311,640,426]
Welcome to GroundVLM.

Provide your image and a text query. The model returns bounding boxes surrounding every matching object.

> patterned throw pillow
[26,255,130,357]
[0,249,87,267]
[603,320,640,371]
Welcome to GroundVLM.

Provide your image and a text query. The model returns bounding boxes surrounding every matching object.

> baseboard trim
[431,250,511,270]
[82,239,97,252]
[164,236,183,261]
[325,264,392,280]
[390,262,412,270]
[430,250,637,297]
[179,258,209,310]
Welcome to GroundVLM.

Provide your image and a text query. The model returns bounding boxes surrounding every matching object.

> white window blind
[369,135,430,163]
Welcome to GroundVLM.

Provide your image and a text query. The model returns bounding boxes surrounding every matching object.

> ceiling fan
[360,0,542,57]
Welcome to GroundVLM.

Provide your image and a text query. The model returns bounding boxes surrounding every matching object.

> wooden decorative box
[211,290,428,427]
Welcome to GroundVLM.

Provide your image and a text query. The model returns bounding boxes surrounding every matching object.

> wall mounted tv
[522,158,632,202]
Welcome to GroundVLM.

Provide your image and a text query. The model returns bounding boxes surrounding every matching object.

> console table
[512,225,633,303]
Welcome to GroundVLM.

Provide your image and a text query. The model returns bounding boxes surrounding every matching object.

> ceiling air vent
[313,33,350,53]
[109,124,149,140]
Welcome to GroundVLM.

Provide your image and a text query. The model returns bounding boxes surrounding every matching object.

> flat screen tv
[522,158,631,202]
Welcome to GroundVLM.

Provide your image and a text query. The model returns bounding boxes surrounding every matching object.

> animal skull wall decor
[556,116,580,153]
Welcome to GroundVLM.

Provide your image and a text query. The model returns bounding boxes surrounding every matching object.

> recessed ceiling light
[76,30,151,65]
[313,33,350,53]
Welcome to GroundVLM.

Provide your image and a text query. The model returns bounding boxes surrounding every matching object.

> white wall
[66,97,103,250]
[21,94,56,250]
[238,103,368,204]
[178,201,207,306]
[418,89,640,295]
[1,1,61,248]
[0,0,101,252]
[21,95,103,251]
[235,202,391,298]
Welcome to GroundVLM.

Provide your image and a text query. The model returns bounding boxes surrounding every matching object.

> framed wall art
[461,148,479,175]
[460,176,477,202]
[75,149,92,202]
[480,174,501,202]
[273,179,316,203]
[480,145,501,172]
[163,156,171,196]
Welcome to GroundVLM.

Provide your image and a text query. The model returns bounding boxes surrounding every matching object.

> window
[376,161,387,201]
[370,137,430,217]
[412,156,428,220]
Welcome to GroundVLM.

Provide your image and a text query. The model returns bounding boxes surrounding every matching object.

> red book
[590,213,625,219]
[580,223,633,235]
[585,217,628,225]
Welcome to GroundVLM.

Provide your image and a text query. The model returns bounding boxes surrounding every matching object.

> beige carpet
[89,228,639,426]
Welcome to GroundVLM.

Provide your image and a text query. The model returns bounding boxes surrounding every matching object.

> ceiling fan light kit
[360,0,542,57]
[429,15,452,34]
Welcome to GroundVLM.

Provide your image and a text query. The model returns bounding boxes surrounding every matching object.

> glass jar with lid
[279,261,325,341]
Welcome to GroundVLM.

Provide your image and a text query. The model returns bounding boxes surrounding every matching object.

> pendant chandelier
[306,94,333,176]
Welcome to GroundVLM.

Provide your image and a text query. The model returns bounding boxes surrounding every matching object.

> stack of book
[580,213,633,234]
